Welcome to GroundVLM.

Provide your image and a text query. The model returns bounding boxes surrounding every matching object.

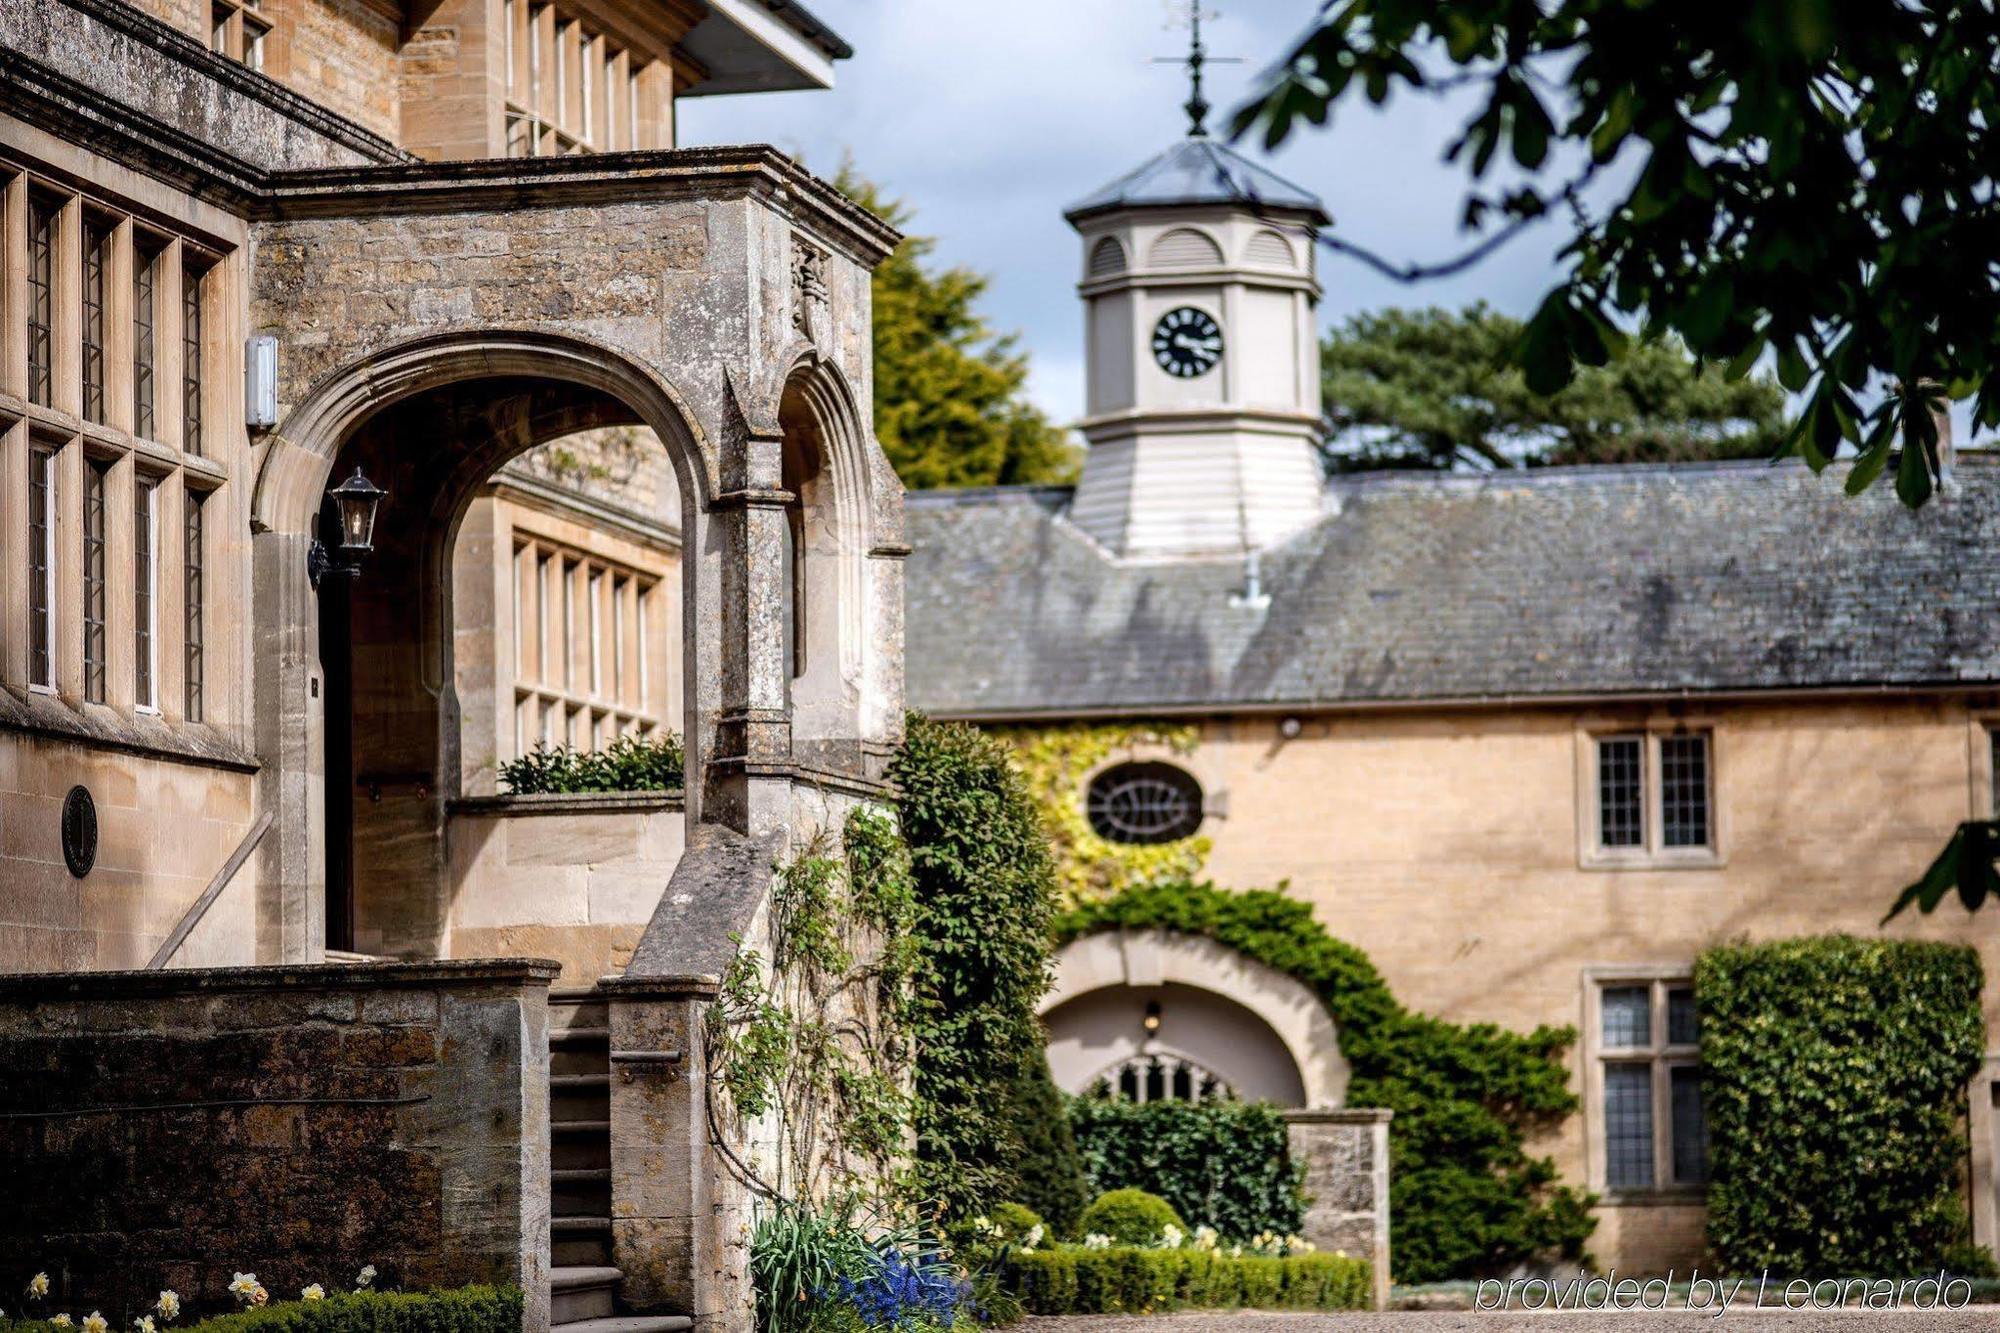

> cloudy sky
[677,2,1578,427]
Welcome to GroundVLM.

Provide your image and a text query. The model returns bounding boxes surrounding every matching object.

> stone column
[1285,1107,1393,1311]
[705,464,794,839]
[252,526,325,963]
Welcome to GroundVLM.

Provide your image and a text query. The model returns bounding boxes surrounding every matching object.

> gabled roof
[903,459,2000,719]
[1066,136,1329,225]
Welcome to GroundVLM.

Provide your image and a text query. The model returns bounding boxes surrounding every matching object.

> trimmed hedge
[1056,880,1592,1282]
[2,1289,522,1333]
[1068,1097,1304,1243]
[1698,935,1985,1277]
[1006,1248,1369,1314]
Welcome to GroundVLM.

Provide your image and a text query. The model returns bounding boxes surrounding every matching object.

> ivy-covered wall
[1007,723,1211,905]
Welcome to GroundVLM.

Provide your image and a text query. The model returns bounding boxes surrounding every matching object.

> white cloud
[678,2,1588,423]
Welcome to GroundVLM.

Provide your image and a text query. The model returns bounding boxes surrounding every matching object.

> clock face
[1152,307,1223,378]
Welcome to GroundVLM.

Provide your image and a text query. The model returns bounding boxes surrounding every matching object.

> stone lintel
[1284,1107,1395,1124]
[450,790,686,818]
[0,956,563,999]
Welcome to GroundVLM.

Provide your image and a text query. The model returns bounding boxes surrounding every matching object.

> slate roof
[903,459,2000,718]
[1066,137,1329,224]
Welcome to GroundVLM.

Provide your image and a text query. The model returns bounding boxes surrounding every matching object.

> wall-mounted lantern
[308,468,388,586]
[1143,1000,1163,1036]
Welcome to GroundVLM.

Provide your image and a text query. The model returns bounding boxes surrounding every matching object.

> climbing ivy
[1057,879,1596,1283]
[1006,723,1212,906]
[707,808,919,1205]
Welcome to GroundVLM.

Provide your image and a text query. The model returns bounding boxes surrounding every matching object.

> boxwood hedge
[1696,935,1985,1277]
[1,1288,521,1333]
[1005,1247,1370,1314]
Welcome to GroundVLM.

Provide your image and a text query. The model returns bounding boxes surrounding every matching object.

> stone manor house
[0,0,916,1328]
[6,0,2000,1306]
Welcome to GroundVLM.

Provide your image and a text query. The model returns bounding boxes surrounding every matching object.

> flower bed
[1004,1247,1371,1315]
[1,1286,520,1333]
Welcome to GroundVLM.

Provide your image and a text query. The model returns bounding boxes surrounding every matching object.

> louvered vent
[1087,237,1128,277]
[1148,227,1224,268]
[1245,229,1295,269]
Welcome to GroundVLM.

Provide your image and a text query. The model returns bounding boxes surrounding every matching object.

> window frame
[1578,723,1723,869]
[1583,967,1708,1202]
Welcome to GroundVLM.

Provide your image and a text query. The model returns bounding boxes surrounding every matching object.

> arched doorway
[1039,928,1349,1108]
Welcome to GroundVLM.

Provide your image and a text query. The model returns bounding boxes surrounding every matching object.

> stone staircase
[548,988,688,1333]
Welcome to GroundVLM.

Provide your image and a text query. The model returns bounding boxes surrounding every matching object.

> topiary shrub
[1698,935,1985,1277]
[1077,1189,1186,1246]
[1002,1053,1090,1238]
[1067,1096,1304,1243]
[892,714,1060,1222]
[988,1202,1044,1243]
[1057,879,1593,1282]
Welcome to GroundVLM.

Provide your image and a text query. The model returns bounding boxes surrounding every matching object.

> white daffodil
[155,1292,180,1322]
[28,1275,50,1300]
[1021,1224,1044,1251]
[1082,1233,1111,1250]
[50,1314,72,1328]
[301,1286,325,1302]
[355,1266,377,1291]
[82,1312,106,1333]
[134,1316,155,1333]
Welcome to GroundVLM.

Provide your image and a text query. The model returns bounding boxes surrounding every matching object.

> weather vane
[1156,2,1241,138]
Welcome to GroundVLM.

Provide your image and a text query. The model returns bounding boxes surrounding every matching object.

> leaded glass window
[83,219,111,425]
[183,264,205,454]
[185,491,205,722]
[1086,762,1205,845]
[29,448,56,689]
[84,461,108,703]
[135,476,157,709]
[1603,1063,1655,1190]
[27,195,56,408]
[1596,736,1644,847]
[1596,976,1707,1193]
[1660,734,1710,847]
[133,240,159,440]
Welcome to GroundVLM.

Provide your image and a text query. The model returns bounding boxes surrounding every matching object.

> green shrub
[1,1288,521,1333]
[988,1202,1044,1242]
[1002,1248,1369,1314]
[1002,1055,1089,1237]
[1698,935,1985,1277]
[1057,880,1593,1281]
[1077,1189,1185,1246]
[892,715,1060,1221]
[1068,1096,1304,1242]
[499,733,684,794]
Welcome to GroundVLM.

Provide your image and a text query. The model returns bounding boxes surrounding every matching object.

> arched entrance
[247,324,903,964]
[1039,928,1349,1107]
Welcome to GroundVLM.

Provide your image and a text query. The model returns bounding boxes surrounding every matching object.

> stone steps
[548,991,621,1327]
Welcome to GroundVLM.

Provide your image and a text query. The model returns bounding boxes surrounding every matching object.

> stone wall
[1286,1109,1391,1311]
[0,959,556,1328]
[448,794,687,983]
[0,732,258,973]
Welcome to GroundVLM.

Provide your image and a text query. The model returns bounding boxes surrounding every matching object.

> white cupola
[1063,34,1329,560]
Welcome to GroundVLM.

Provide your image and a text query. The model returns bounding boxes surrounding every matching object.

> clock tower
[1064,29,1328,559]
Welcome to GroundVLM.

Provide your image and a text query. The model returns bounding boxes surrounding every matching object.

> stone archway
[1040,928,1349,1108]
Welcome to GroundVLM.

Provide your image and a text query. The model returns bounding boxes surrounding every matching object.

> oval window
[1086,762,1204,844]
